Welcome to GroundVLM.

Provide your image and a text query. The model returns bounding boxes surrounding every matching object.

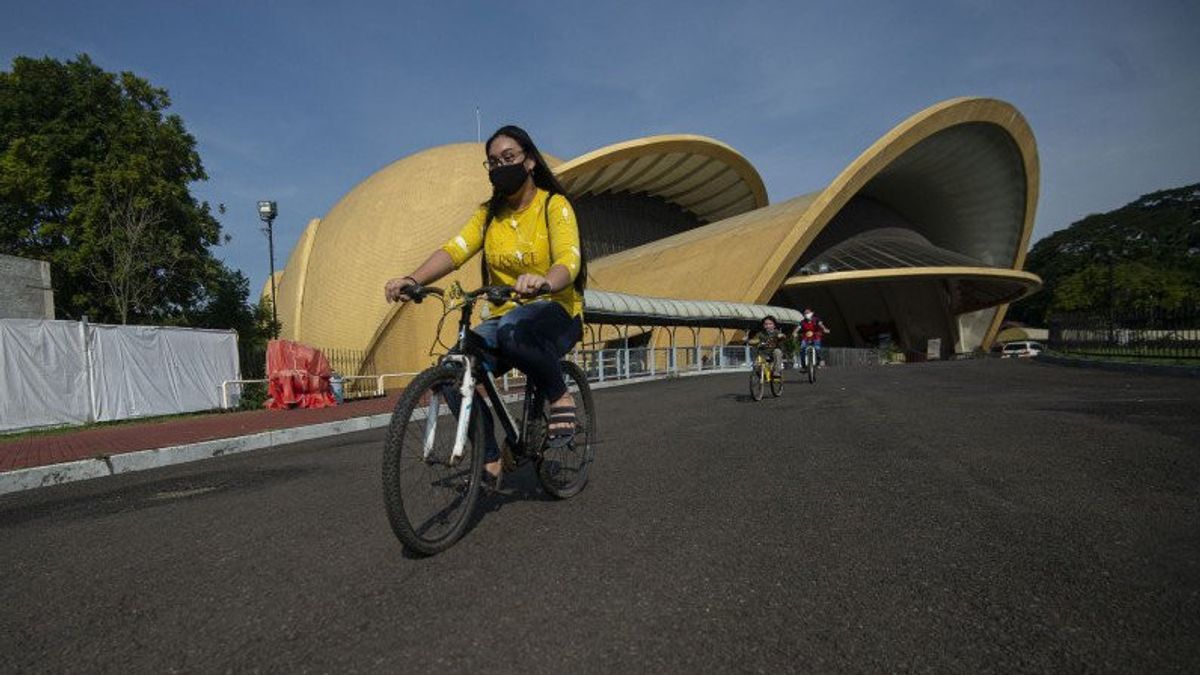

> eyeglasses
[484,150,525,170]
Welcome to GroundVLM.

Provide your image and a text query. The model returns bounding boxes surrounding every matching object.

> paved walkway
[0,396,397,473]
[4,362,1198,672]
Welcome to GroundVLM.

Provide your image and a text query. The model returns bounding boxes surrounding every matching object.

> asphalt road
[2,360,1198,673]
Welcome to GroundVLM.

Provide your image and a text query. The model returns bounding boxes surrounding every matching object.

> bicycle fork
[421,355,475,465]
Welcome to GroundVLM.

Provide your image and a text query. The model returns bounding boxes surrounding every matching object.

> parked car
[1001,340,1044,358]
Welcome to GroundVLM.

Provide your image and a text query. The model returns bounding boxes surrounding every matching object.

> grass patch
[0,385,271,445]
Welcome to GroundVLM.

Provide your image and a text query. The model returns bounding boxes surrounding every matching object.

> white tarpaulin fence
[0,319,240,433]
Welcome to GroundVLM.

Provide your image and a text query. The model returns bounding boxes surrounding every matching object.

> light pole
[257,200,279,338]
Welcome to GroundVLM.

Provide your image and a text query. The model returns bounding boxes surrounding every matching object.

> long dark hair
[481,125,587,292]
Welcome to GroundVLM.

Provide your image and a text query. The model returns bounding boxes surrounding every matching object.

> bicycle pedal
[500,441,518,474]
[481,470,503,493]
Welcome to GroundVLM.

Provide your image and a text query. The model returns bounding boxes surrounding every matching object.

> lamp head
[257,200,277,222]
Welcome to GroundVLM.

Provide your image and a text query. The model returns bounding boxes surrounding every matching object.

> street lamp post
[257,200,279,338]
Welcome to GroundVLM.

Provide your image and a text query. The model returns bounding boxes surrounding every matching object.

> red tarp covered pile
[265,339,337,410]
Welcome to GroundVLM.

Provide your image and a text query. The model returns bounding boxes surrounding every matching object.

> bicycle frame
[422,283,543,464]
[753,353,768,381]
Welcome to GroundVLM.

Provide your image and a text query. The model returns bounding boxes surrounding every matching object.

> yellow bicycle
[749,349,784,401]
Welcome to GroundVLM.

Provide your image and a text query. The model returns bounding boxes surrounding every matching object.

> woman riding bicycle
[384,125,585,480]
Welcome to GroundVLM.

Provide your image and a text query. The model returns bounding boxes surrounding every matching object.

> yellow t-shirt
[441,188,584,318]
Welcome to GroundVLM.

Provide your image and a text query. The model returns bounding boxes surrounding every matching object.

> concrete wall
[0,254,54,319]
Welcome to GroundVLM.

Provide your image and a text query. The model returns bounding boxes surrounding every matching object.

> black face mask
[489,162,529,196]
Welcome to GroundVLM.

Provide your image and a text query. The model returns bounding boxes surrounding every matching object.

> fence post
[622,329,630,380]
[669,329,677,374]
[80,315,96,423]
[598,350,605,382]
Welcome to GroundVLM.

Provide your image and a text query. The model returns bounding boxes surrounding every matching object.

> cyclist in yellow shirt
[384,126,585,480]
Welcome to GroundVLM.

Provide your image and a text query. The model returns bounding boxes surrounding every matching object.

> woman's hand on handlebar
[384,276,419,303]
[513,273,552,297]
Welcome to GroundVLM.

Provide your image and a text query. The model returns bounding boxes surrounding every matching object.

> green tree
[0,54,232,324]
[1053,261,1199,314]
[1011,183,1200,323]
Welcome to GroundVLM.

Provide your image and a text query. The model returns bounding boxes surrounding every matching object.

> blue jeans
[448,301,582,461]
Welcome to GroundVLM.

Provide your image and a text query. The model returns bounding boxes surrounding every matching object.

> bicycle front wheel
[806,347,817,384]
[382,363,485,556]
[749,363,765,401]
[536,360,596,499]
[770,368,784,397]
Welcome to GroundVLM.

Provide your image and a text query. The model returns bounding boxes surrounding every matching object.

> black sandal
[546,405,577,449]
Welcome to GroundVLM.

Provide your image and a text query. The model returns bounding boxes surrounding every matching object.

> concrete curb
[0,413,393,497]
[0,458,112,495]
[1035,353,1200,379]
[0,368,755,497]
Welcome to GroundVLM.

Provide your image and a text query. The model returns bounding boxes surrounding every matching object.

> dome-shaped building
[267,97,1040,375]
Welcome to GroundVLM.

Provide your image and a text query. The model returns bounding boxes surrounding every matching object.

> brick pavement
[0,396,398,473]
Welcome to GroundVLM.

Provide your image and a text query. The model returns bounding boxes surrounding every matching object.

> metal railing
[226,343,886,408]
[498,345,884,392]
[1049,306,1200,361]
[219,372,420,410]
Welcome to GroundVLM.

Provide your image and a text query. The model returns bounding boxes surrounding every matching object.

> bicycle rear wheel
[382,363,485,556]
[536,360,595,499]
[806,347,817,384]
[749,362,765,401]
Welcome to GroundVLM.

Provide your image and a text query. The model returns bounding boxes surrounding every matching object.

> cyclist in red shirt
[794,308,831,369]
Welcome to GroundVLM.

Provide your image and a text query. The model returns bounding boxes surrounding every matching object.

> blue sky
[4,0,1199,295]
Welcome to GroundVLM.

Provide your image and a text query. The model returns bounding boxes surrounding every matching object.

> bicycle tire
[382,363,485,556]
[770,367,784,397]
[806,347,817,384]
[749,362,765,401]
[536,360,596,499]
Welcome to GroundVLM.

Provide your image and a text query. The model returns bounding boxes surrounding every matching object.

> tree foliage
[1010,183,1200,322]
[0,53,245,328]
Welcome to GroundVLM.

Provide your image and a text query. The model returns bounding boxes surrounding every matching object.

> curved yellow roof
[279,143,493,352]
[554,134,768,223]
[782,267,1041,314]
[273,97,1041,371]
[748,97,1039,302]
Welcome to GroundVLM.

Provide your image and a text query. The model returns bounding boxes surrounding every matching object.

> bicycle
[749,348,784,401]
[799,331,819,384]
[381,281,596,556]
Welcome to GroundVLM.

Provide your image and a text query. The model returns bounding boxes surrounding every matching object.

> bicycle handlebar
[404,282,551,305]
[401,284,443,304]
